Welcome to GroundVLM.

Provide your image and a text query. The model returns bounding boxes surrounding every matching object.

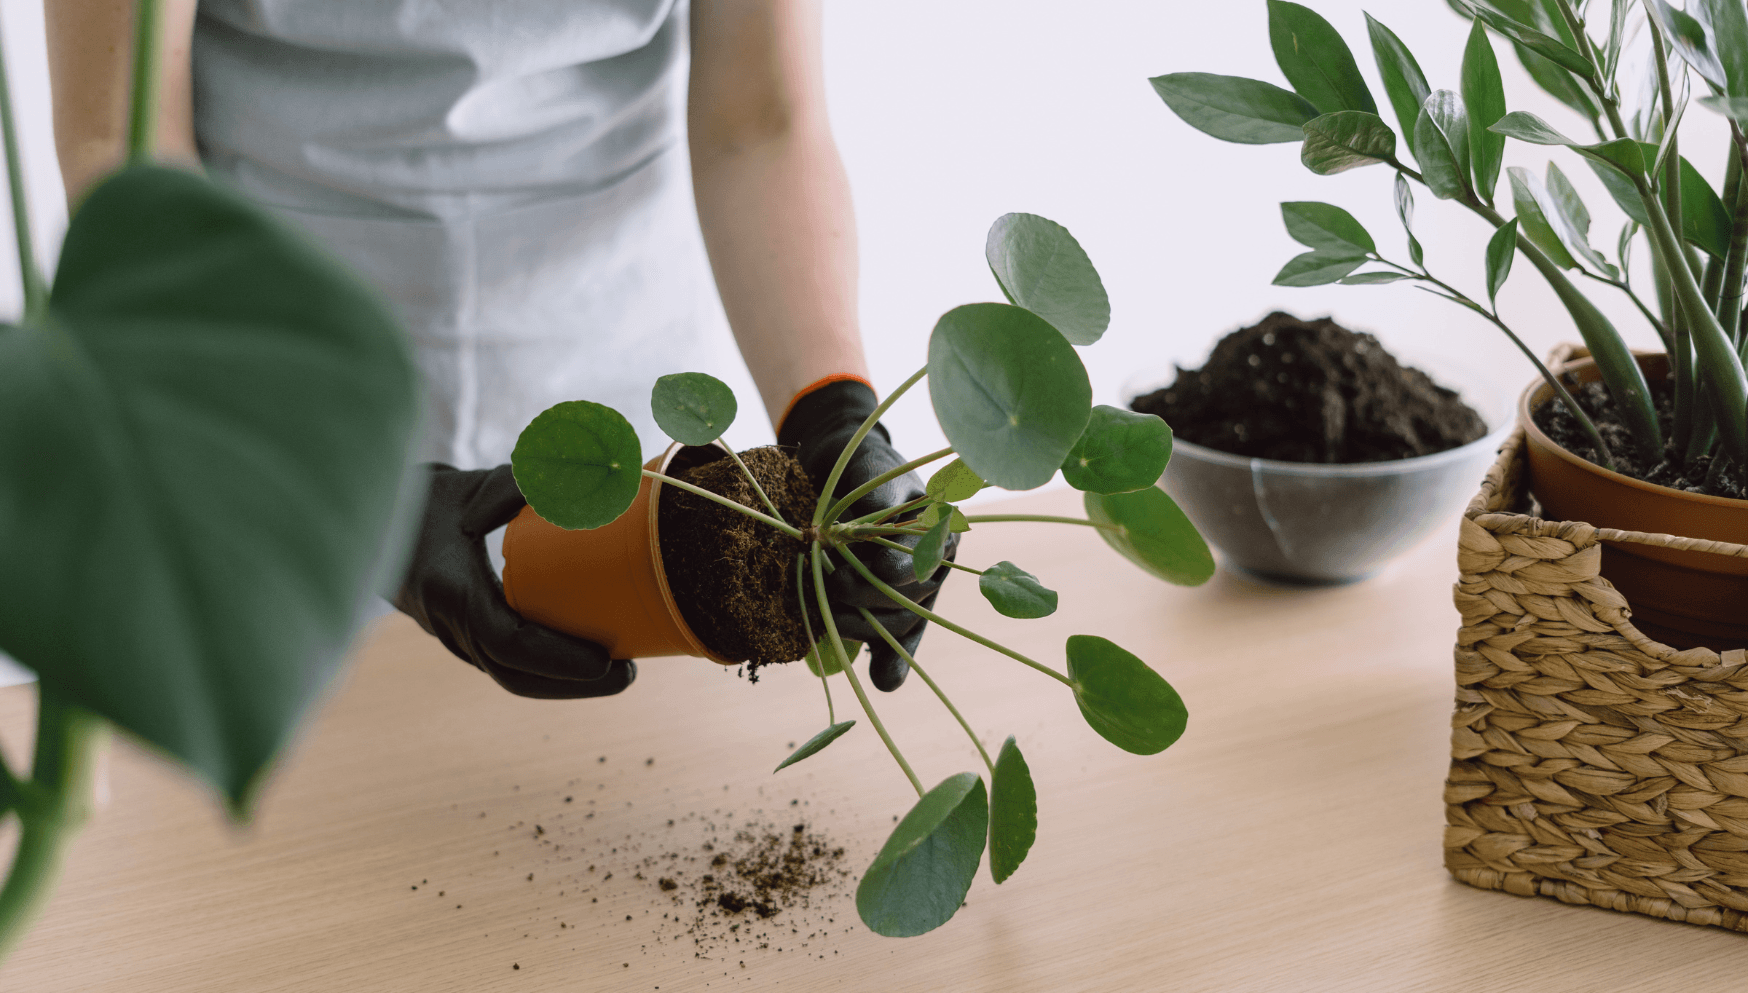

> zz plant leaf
[1061,405,1173,494]
[1274,251,1366,286]
[774,721,856,773]
[1281,201,1374,256]
[979,561,1058,619]
[512,401,644,530]
[650,371,737,446]
[1066,636,1188,755]
[927,302,1092,491]
[856,773,988,938]
[1268,0,1376,115]
[1148,72,1319,144]
[0,166,421,807]
[989,736,1037,884]
[1300,111,1396,174]
[1084,488,1215,586]
[985,213,1110,346]
[1485,218,1518,305]
[1414,102,1468,200]
[1461,17,1507,202]
[1364,14,1431,158]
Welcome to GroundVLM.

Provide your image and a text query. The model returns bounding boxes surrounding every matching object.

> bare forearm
[46,0,199,204]
[689,0,868,427]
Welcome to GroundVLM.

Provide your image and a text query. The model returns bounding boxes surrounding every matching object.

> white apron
[190,0,750,468]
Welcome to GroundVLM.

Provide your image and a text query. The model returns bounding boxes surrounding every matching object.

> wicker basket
[1444,392,1748,930]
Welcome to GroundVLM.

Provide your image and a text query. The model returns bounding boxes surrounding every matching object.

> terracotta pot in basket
[501,442,733,664]
[1444,352,1748,932]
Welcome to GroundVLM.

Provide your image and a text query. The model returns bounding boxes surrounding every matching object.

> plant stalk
[961,514,1115,530]
[642,470,803,539]
[724,448,783,521]
[796,554,833,725]
[834,547,1074,687]
[1719,143,1748,342]
[0,18,44,322]
[821,446,954,524]
[844,494,932,527]
[813,366,927,527]
[812,547,922,797]
[858,607,995,779]
[865,536,986,576]
[0,688,106,965]
[127,0,163,165]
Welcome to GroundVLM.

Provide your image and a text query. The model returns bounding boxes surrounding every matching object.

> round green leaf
[1084,488,1214,586]
[512,401,643,530]
[989,736,1037,884]
[928,303,1092,491]
[926,458,984,503]
[912,513,954,584]
[856,773,988,937]
[985,213,1110,346]
[1061,405,1172,494]
[650,371,737,446]
[978,561,1058,619]
[1148,72,1319,144]
[804,638,861,677]
[774,721,856,773]
[1066,635,1188,755]
[0,166,422,807]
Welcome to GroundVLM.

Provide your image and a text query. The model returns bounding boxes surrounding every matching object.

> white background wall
[0,1,1726,684]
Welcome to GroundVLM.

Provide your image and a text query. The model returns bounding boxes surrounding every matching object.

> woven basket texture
[1446,417,1748,931]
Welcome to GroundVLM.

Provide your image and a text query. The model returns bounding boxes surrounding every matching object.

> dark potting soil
[1129,311,1488,463]
[658,446,820,667]
[1533,377,1748,500]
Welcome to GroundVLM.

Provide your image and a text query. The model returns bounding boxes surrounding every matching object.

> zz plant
[0,0,421,963]
[511,212,1214,937]
[1153,0,1748,483]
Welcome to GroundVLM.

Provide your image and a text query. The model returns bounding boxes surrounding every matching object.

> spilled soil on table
[1130,311,1487,463]
[658,446,822,667]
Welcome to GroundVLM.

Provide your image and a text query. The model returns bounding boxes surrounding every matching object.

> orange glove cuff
[777,373,876,434]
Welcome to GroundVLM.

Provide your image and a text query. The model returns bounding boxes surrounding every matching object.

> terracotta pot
[1520,353,1748,650]
[501,442,734,664]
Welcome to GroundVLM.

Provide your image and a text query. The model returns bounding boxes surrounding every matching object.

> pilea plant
[0,0,421,964]
[1152,0,1748,484]
[510,212,1215,937]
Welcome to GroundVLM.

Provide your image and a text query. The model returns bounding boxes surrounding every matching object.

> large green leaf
[1281,201,1375,255]
[1585,151,1733,258]
[1066,636,1188,755]
[985,213,1110,346]
[650,371,736,446]
[1425,91,1472,195]
[857,773,988,937]
[1273,251,1366,287]
[1084,488,1214,586]
[1461,18,1508,202]
[1300,111,1397,175]
[1508,166,1579,269]
[978,561,1058,619]
[1699,0,1748,97]
[512,400,644,530]
[1060,405,1173,494]
[1148,72,1319,144]
[1415,102,1468,200]
[927,303,1092,491]
[988,736,1037,884]
[1467,1,1592,73]
[0,166,421,808]
[1544,163,1616,276]
[774,721,856,773]
[1365,14,1432,159]
[1646,0,1728,90]
[1268,0,1377,115]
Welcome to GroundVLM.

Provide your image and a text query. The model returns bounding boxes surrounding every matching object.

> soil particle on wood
[658,446,821,667]
[1534,377,1747,499]
[1130,311,1487,463]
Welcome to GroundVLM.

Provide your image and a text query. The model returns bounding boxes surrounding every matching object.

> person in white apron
[49,0,952,699]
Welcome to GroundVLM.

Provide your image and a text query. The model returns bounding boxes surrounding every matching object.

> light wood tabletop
[1,488,1743,993]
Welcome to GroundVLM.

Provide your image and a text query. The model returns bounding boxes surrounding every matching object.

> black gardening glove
[394,464,636,699]
[780,380,957,692]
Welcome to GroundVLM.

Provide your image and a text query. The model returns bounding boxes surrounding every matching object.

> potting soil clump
[1535,379,1748,499]
[658,446,820,666]
[1130,311,1487,463]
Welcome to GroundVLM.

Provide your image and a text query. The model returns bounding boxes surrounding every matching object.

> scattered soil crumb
[1130,311,1487,463]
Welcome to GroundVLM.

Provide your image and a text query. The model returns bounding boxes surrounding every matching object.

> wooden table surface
[2,488,1743,992]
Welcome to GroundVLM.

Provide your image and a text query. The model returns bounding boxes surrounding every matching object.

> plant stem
[961,514,1115,530]
[127,0,163,165]
[865,536,986,575]
[857,607,995,779]
[1578,269,1668,344]
[821,446,954,525]
[812,547,922,797]
[834,547,1073,687]
[0,687,106,965]
[724,447,783,521]
[1719,139,1748,338]
[0,17,45,321]
[845,494,932,527]
[813,366,927,527]
[1637,178,1748,465]
[796,554,834,725]
[642,470,803,540]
